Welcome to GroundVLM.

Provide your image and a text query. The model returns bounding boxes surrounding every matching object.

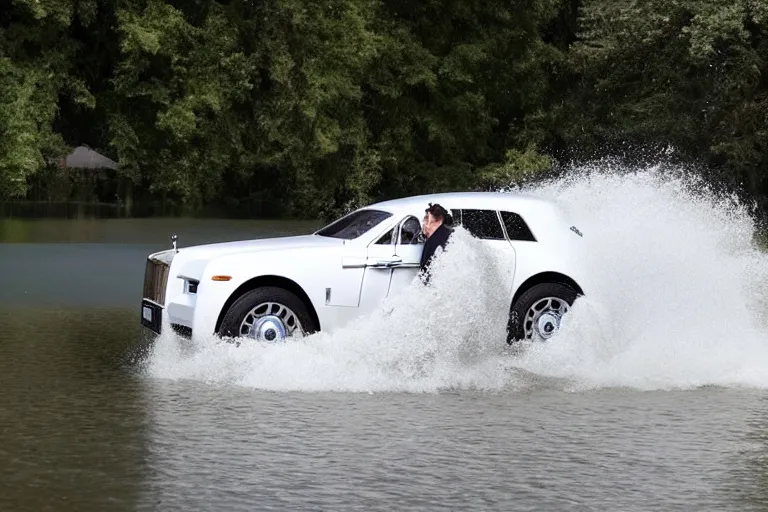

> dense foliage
[1,0,766,219]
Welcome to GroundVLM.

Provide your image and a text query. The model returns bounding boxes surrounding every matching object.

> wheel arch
[511,271,584,309]
[214,275,321,334]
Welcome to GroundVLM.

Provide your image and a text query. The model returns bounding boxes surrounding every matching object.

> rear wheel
[507,282,578,343]
[218,286,318,342]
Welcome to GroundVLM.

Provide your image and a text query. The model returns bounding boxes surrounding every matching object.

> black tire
[507,282,579,344]
[218,286,318,341]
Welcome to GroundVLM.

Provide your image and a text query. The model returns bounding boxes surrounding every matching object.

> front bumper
[140,299,193,338]
[140,249,197,338]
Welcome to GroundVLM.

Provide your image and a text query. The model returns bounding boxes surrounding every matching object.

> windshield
[315,209,393,240]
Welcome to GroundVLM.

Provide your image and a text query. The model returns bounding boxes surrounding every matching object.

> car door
[355,222,398,315]
[357,215,424,312]
[387,215,424,296]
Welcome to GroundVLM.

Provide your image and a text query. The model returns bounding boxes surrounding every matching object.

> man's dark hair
[425,202,453,226]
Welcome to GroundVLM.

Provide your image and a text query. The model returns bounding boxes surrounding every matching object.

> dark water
[3,218,768,511]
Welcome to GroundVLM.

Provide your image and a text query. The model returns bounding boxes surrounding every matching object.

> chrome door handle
[367,256,403,268]
[341,256,367,268]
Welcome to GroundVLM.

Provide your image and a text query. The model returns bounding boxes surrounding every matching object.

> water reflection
[725,396,768,511]
[0,218,321,309]
[5,216,768,510]
[0,218,319,510]
[0,217,321,245]
[0,308,150,512]
[0,201,125,221]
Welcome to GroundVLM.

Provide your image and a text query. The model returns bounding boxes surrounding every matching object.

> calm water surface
[2,218,768,511]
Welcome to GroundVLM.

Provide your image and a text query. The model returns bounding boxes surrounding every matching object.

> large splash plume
[142,162,768,392]
[512,162,768,390]
[144,227,519,392]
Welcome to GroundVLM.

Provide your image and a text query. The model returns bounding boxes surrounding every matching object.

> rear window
[316,209,393,240]
[457,209,506,240]
[500,211,536,241]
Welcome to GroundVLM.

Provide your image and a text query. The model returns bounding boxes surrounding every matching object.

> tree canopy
[1,0,765,220]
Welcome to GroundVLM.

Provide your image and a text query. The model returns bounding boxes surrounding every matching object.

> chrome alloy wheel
[523,297,570,341]
[239,302,304,342]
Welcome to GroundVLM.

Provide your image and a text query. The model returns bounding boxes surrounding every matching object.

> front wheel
[218,286,318,342]
[507,282,578,343]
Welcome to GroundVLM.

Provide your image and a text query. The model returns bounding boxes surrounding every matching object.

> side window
[398,216,422,245]
[458,209,505,240]
[500,211,536,241]
[375,227,395,245]
[316,209,393,240]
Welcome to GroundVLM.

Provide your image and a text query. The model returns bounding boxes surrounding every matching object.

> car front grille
[143,256,170,305]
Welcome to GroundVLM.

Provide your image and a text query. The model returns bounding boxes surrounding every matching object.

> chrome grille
[143,257,170,305]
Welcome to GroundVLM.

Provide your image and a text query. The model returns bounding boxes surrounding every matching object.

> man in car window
[419,203,454,284]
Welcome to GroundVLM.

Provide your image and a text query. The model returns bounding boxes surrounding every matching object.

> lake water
[3,168,768,511]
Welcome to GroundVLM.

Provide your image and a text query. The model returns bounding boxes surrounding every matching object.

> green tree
[0,1,91,198]
[363,0,562,200]
[549,0,768,207]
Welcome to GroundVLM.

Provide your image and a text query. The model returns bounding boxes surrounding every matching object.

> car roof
[365,191,557,216]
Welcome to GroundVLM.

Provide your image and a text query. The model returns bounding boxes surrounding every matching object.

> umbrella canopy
[62,146,118,170]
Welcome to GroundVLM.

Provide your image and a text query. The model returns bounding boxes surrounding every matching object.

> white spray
[512,163,768,390]
[144,227,519,392]
[143,163,768,392]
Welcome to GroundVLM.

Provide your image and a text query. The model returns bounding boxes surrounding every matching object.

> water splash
[143,227,520,393]
[142,163,768,392]
[511,163,768,390]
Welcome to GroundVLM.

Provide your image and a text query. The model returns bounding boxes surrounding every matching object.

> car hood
[163,234,345,282]
[174,234,342,260]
